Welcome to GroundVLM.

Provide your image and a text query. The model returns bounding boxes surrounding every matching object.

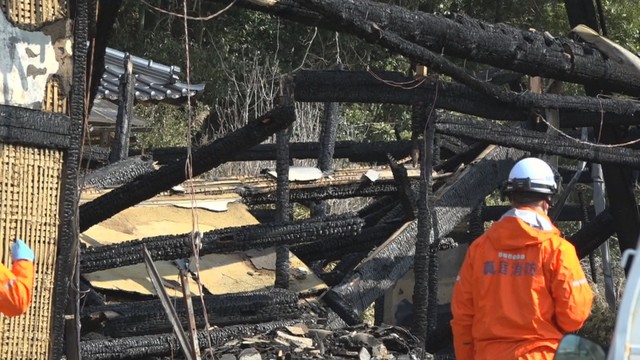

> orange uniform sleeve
[451,248,475,360]
[0,260,34,317]
[549,241,593,332]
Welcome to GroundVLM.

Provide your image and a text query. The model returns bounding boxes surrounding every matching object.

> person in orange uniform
[451,157,593,360]
[0,239,35,317]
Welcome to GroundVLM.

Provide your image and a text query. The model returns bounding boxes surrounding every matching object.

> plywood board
[81,199,326,296]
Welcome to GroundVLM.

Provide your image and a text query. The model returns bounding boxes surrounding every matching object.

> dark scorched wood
[294,71,640,127]
[436,115,640,169]
[325,145,525,325]
[79,319,301,360]
[82,156,156,189]
[84,288,300,338]
[0,105,71,149]
[297,0,640,96]
[57,0,90,357]
[564,0,640,255]
[207,0,640,93]
[567,209,616,259]
[80,214,364,273]
[293,221,406,262]
[79,106,296,232]
[135,140,414,164]
[241,179,413,205]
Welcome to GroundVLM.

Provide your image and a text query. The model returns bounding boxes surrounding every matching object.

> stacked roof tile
[96,47,205,102]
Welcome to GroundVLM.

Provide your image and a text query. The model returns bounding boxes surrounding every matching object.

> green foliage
[134,103,190,148]
[601,0,640,52]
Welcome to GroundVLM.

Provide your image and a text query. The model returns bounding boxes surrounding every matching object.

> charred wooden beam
[564,1,640,255]
[109,54,134,163]
[79,106,295,232]
[60,2,91,357]
[275,128,291,289]
[296,0,640,95]
[568,208,616,259]
[84,288,300,338]
[241,146,480,205]
[82,156,156,189]
[244,180,400,203]
[293,221,401,262]
[0,105,72,149]
[134,140,414,164]
[241,179,415,205]
[298,204,594,265]
[295,70,640,127]
[412,100,437,346]
[436,115,640,168]
[80,319,301,360]
[80,215,364,273]
[312,81,342,217]
[207,0,640,93]
[389,154,417,219]
[325,145,524,325]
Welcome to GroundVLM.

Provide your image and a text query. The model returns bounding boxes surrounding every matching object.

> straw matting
[0,3,68,358]
[0,144,63,359]
[43,78,68,114]
[0,0,64,25]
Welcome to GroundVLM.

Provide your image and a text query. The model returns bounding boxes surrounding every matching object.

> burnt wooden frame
[0,105,81,357]
[56,0,89,357]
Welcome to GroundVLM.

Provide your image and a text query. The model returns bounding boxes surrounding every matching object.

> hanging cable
[180,0,213,355]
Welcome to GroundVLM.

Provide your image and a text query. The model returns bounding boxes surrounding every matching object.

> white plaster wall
[0,12,62,109]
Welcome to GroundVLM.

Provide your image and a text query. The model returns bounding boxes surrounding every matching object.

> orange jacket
[451,207,593,360]
[0,259,34,317]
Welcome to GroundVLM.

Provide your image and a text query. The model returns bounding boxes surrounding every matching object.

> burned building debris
[73,0,640,357]
[1,0,639,358]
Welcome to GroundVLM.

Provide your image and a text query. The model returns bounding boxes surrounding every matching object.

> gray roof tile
[96,47,205,102]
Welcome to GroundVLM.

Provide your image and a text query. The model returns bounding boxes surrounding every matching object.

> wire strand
[140,0,237,21]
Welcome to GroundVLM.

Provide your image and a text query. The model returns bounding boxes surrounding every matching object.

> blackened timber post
[275,79,293,289]
[564,0,640,266]
[412,100,435,347]
[578,190,598,283]
[311,64,341,217]
[110,53,134,163]
[275,129,291,289]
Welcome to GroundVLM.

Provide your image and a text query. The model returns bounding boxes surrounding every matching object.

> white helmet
[503,157,558,195]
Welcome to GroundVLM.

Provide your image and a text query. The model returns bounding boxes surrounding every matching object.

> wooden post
[110,53,135,163]
[312,64,343,217]
[0,0,82,358]
[412,100,436,347]
[275,77,293,289]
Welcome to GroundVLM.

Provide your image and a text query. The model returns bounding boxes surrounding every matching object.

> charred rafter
[436,115,640,169]
[568,208,616,259]
[294,71,640,127]
[206,0,640,94]
[325,145,525,325]
[150,140,413,164]
[299,0,640,95]
[0,105,72,149]
[80,319,301,360]
[84,288,300,338]
[80,214,364,273]
[79,106,295,232]
[82,156,157,189]
[241,179,413,205]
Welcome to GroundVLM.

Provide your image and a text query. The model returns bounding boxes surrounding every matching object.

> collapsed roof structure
[52,0,640,358]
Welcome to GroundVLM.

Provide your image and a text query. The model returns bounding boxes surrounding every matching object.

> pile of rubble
[207,323,431,360]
